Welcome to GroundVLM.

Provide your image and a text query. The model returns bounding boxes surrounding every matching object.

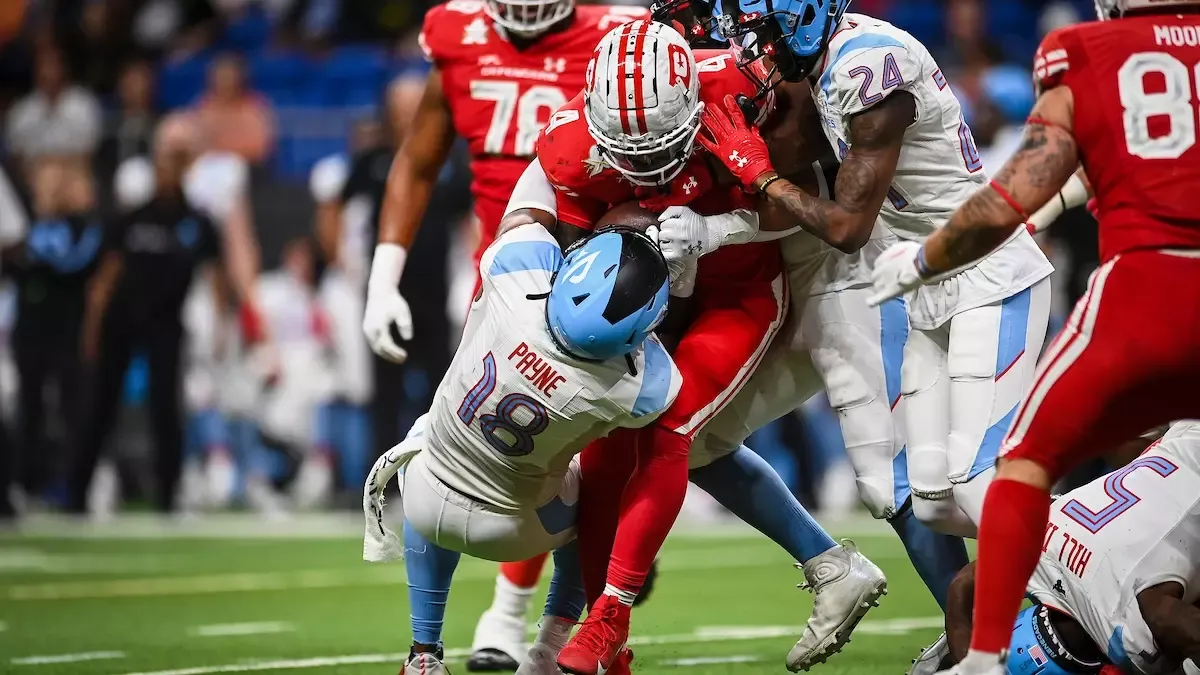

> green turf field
[0,515,947,675]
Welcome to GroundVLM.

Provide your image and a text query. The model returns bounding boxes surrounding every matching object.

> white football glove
[868,241,929,306]
[656,205,718,259]
[646,224,694,284]
[363,244,414,363]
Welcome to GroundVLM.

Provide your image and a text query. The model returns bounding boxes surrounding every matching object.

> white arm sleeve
[1027,172,1089,233]
[504,160,558,217]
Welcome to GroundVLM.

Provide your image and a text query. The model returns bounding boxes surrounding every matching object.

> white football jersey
[421,224,682,511]
[1026,422,1200,675]
[811,14,1052,326]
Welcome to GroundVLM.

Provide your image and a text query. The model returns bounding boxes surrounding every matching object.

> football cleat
[467,608,526,672]
[515,643,559,675]
[556,594,630,675]
[909,632,950,675]
[786,540,888,672]
[403,648,450,675]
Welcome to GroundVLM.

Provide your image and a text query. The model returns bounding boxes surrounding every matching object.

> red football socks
[500,554,549,589]
[605,425,690,596]
[971,478,1052,654]
[577,431,638,605]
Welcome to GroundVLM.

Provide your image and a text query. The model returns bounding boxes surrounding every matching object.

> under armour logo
[544,57,567,73]
[729,151,749,169]
[1052,580,1065,595]
[681,176,698,195]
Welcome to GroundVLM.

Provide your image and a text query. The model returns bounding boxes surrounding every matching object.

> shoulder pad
[537,97,605,192]
[420,2,489,65]
[821,37,921,117]
[1033,28,1075,95]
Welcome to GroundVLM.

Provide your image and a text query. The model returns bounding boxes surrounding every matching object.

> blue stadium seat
[158,53,212,110]
[250,52,310,93]
[220,8,273,52]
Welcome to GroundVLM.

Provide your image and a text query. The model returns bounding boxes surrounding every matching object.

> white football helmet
[584,20,703,187]
[1095,0,1200,19]
[485,0,575,38]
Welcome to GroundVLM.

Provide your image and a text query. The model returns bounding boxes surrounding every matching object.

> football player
[362,200,687,675]
[936,422,1200,675]
[518,21,891,674]
[360,1,648,668]
[682,0,1053,539]
[865,1,1200,673]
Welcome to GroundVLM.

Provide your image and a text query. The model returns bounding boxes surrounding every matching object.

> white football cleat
[909,632,949,675]
[936,650,1005,675]
[787,540,888,672]
[404,650,450,675]
[466,608,526,672]
[515,643,559,675]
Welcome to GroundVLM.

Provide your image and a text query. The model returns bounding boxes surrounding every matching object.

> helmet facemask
[484,0,575,38]
[717,0,845,87]
[585,101,705,187]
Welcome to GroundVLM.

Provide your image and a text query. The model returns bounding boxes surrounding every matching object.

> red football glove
[697,94,775,190]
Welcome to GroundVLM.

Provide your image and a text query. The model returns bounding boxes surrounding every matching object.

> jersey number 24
[458,353,549,456]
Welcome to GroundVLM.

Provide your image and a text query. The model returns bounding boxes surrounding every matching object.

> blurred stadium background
[0,1,1100,672]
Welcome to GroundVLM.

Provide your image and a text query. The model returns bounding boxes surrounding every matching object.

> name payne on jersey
[508,341,568,396]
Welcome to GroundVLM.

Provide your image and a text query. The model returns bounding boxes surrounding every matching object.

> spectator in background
[5,47,102,171]
[7,160,103,508]
[0,159,30,522]
[67,115,225,515]
[975,65,1036,174]
[97,59,161,212]
[193,54,275,166]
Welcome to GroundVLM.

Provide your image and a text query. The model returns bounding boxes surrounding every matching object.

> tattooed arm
[922,85,1079,273]
[756,91,915,253]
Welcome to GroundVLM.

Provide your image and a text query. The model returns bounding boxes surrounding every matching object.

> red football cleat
[555,594,631,675]
[607,648,634,675]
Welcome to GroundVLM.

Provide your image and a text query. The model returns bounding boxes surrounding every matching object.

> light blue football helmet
[713,0,851,84]
[546,228,669,362]
[1008,606,1105,675]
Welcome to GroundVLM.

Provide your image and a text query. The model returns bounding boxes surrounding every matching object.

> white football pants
[695,285,909,519]
[401,451,579,563]
[902,277,1052,536]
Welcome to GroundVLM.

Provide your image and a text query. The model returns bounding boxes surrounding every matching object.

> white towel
[362,414,428,562]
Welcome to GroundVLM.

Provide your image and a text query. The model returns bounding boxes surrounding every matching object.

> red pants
[657,273,789,438]
[1002,250,1200,480]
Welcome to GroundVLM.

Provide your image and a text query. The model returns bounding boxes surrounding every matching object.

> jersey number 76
[457,352,549,457]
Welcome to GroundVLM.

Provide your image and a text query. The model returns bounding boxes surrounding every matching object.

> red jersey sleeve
[1033,26,1083,95]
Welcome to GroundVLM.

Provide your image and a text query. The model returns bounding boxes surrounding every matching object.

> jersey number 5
[1061,453,1178,533]
[458,352,549,457]
[470,81,567,157]
[1119,52,1200,159]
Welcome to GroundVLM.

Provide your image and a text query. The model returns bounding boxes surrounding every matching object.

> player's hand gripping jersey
[421,1,648,250]
[1025,422,1200,675]
[1035,14,1200,261]
[420,224,681,512]
[811,14,1051,328]
[537,48,780,288]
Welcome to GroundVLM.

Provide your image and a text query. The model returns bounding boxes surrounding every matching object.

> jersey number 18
[458,353,549,457]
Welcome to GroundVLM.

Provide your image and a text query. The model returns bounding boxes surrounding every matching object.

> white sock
[603,584,638,607]
[490,573,536,618]
[534,615,573,653]
[962,649,1004,669]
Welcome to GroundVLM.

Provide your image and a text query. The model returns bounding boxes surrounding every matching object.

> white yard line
[190,622,294,638]
[2,512,891,541]
[114,619,940,675]
[11,651,125,665]
[660,655,763,667]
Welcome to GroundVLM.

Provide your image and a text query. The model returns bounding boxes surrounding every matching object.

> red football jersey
[420,1,649,253]
[1035,14,1200,262]
[537,48,779,286]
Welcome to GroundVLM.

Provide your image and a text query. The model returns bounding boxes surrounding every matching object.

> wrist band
[915,246,935,278]
[757,173,782,194]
